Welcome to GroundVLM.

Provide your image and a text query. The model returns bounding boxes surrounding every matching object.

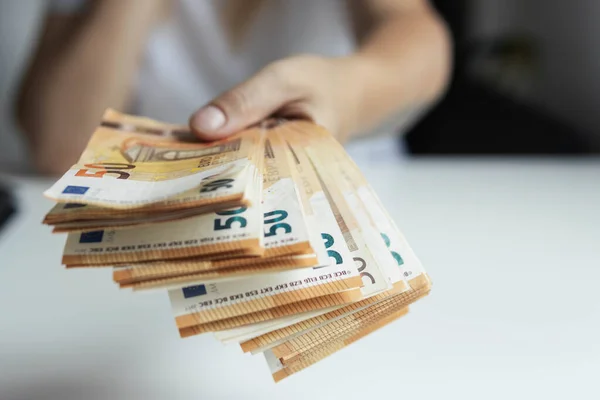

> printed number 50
[264,210,291,237]
[214,207,247,231]
[75,163,135,180]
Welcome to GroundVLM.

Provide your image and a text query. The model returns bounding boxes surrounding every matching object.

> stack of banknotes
[42,109,431,382]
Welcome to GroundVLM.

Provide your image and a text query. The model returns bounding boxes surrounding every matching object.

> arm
[346,0,452,136]
[16,0,166,175]
[189,0,451,142]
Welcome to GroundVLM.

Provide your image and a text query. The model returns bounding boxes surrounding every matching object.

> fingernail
[191,105,226,133]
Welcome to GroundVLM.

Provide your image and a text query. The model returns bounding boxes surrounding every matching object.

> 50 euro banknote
[301,124,429,291]
[60,129,317,266]
[166,143,376,333]
[168,263,363,330]
[61,180,265,266]
[107,130,328,288]
[200,131,411,345]
[44,109,263,212]
[169,132,414,340]
[213,125,430,353]
[110,131,339,288]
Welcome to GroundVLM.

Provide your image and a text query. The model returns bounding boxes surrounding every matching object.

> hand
[189,55,364,142]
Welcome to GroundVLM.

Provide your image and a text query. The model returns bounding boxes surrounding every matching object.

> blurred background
[405,0,599,155]
[0,0,599,174]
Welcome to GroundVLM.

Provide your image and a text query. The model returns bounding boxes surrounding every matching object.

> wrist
[331,54,380,139]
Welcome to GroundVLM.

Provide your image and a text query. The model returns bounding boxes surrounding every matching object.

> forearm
[19,0,164,174]
[344,6,452,137]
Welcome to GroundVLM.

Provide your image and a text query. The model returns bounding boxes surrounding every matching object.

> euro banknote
[44,109,263,211]
[42,111,431,382]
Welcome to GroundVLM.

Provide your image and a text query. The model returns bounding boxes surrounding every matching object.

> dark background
[404,0,598,155]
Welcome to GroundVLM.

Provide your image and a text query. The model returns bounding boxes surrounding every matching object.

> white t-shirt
[52,0,355,124]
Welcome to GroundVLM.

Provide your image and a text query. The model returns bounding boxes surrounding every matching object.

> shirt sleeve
[47,0,89,14]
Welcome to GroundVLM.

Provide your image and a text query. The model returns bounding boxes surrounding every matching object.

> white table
[1,151,600,400]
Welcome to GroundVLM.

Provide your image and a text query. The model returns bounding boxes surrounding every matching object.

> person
[16,0,451,175]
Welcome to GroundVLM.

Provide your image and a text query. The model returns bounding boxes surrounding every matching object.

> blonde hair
[221,0,268,47]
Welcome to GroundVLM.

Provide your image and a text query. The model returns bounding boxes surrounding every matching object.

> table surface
[1,144,599,400]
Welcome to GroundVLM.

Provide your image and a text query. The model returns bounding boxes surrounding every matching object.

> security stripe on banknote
[270,307,410,382]
[118,255,319,289]
[174,275,363,328]
[271,290,425,363]
[178,289,363,337]
[240,280,409,353]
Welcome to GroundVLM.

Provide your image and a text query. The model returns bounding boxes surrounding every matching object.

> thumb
[189,64,300,140]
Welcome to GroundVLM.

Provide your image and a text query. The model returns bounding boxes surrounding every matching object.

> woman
[17,0,451,175]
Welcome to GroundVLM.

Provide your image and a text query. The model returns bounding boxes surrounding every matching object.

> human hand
[189,55,365,142]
